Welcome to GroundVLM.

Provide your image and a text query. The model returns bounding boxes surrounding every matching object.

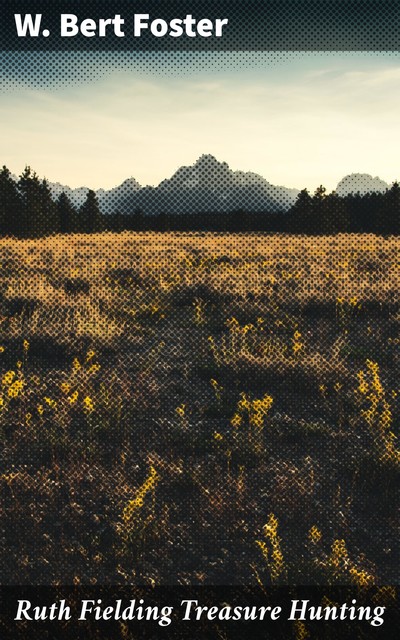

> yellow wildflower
[210,378,223,400]
[231,412,242,428]
[309,525,322,544]
[257,513,286,582]
[263,513,279,539]
[176,404,185,418]
[83,396,94,412]
[8,380,24,398]
[122,466,159,525]
[357,370,368,395]
[293,330,304,355]
[88,364,101,374]
[68,390,79,405]
[293,621,309,640]
[349,566,374,587]
[2,371,15,386]
[329,539,348,570]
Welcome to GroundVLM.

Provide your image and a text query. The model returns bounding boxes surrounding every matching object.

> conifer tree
[57,192,77,233]
[291,188,314,233]
[379,182,400,235]
[17,166,42,237]
[79,189,104,233]
[319,191,349,234]
[0,165,20,235]
[39,178,59,236]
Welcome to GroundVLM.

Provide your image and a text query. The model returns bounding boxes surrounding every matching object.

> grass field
[1,232,399,585]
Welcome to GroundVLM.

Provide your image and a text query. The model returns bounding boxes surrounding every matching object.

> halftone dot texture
[2,1,400,51]
[1,232,399,590]
[5,49,400,91]
[0,8,399,635]
[87,154,300,215]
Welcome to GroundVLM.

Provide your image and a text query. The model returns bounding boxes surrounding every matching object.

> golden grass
[1,232,398,586]
[0,231,398,305]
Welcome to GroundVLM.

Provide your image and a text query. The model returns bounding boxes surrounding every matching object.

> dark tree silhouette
[319,191,350,234]
[290,188,314,233]
[39,179,59,236]
[17,166,43,237]
[57,192,77,234]
[1,164,399,237]
[311,185,328,233]
[79,189,104,233]
[0,165,21,236]
[379,182,400,235]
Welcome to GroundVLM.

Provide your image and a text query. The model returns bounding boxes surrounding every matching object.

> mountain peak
[336,173,389,196]
[195,154,224,167]
[119,177,141,190]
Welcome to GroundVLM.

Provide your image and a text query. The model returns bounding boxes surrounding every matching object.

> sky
[1,52,400,192]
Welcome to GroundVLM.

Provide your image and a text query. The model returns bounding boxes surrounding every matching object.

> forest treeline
[0,165,399,236]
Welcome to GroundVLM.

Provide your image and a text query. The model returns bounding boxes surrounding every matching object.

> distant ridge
[336,173,390,197]
[46,154,300,214]
[12,155,393,214]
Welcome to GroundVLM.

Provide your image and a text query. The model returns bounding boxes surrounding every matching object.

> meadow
[0,232,399,586]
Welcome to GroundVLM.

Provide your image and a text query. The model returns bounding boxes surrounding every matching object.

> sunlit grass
[0,232,398,586]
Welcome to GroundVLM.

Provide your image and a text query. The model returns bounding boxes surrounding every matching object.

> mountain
[47,181,91,208]
[336,173,390,197]
[15,157,393,215]
[47,176,142,210]
[97,177,142,213]
[130,154,299,214]
[46,155,300,215]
